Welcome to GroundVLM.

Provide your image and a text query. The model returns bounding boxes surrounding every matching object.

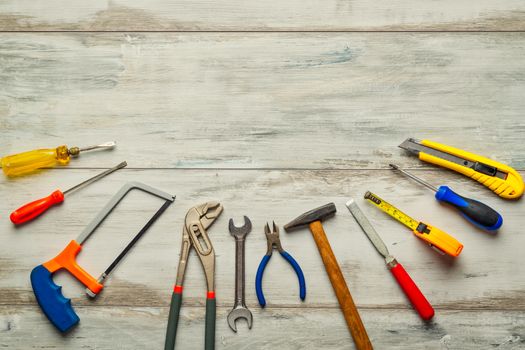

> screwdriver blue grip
[279,251,306,301]
[30,265,79,332]
[435,186,503,231]
[255,255,271,307]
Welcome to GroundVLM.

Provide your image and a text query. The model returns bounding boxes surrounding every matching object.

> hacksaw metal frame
[76,181,175,244]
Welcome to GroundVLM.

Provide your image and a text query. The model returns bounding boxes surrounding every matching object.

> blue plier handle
[255,222,306,307]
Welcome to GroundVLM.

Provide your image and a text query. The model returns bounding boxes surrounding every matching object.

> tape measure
[364,191,464,257]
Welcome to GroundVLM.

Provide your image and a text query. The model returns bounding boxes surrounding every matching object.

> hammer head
[284,203,337,232]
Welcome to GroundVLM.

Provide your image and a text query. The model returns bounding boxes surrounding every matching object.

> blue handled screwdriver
[390,163,503,231]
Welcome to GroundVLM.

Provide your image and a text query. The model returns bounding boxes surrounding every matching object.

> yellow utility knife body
[399,138,524,199]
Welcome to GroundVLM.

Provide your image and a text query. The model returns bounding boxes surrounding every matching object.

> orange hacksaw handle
[42,240,103,294]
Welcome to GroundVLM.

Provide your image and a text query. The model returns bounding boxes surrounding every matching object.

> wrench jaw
[228,216,252,238]
[227,307,253,332]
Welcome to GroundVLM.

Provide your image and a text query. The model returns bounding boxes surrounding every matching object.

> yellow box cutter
[399,138,524,199]
[364,191,463,257]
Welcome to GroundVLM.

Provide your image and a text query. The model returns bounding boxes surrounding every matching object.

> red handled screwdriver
[10,161,127,225]
[346,198,434,320]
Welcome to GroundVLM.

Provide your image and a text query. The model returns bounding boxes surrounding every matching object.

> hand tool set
[3,137,520,349]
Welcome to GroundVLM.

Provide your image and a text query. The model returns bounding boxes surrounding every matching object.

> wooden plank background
[1,1,525,31]
[1,2,524,350]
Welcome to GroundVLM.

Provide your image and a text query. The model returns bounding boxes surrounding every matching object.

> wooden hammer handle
[309,221,373,350]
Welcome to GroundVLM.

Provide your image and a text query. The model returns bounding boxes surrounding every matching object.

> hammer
[285,203,372,350]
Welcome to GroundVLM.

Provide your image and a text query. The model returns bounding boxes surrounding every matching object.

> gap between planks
[1,30,525,33]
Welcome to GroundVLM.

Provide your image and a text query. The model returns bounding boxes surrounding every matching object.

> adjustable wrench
[227,216,253,332]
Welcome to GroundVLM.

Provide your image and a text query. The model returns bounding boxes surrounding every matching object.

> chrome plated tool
[165,202,223,350]
[227,216,253,332]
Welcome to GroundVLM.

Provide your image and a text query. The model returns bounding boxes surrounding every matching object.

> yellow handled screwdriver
[1,141,116,177]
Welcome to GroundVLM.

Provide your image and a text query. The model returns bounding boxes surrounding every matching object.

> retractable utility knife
[399,138,524,199]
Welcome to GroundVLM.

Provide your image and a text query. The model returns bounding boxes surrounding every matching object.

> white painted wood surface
[1,3,524,350]
[1,169,524,349]
[1,0,525,31]
[1,34,525,170]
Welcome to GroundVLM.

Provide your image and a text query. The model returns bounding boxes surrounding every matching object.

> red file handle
[10,190,64,225]
[390,262,434,320]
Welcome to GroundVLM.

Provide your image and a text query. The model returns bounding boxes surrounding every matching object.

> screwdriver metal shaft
[389,164,438,192]
[78,141,116,153]
[64,161,126,194]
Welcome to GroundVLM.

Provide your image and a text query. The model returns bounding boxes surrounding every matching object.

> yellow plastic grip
[412,223,463,257]
[1,146,70,177]
[420,140,524,199]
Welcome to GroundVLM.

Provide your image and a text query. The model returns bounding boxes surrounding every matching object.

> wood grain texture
[1,33,525,170]
[1,2,524,347]
[1,306,524,349]
[308,220,372,349]
[1,1,525,31]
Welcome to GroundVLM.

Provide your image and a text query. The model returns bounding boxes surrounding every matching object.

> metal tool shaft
[106,200,171,277]
[234,237,246,306]
[346,199,394,264]
[76,182,174,245]
[227,217,253,332]
[79,141,116,153]
[389,163,438,192]
[346,199,389,256]
[63,161,127,195]
[346,200,435,321]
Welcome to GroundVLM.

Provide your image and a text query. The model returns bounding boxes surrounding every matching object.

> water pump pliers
[165,201,223,350]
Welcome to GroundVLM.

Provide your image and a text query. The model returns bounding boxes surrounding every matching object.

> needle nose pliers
[255,221,306,307]
[165,201,223,350]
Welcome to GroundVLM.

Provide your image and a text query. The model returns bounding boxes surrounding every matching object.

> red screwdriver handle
[10,190,65,225]
[389,262,434,320]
